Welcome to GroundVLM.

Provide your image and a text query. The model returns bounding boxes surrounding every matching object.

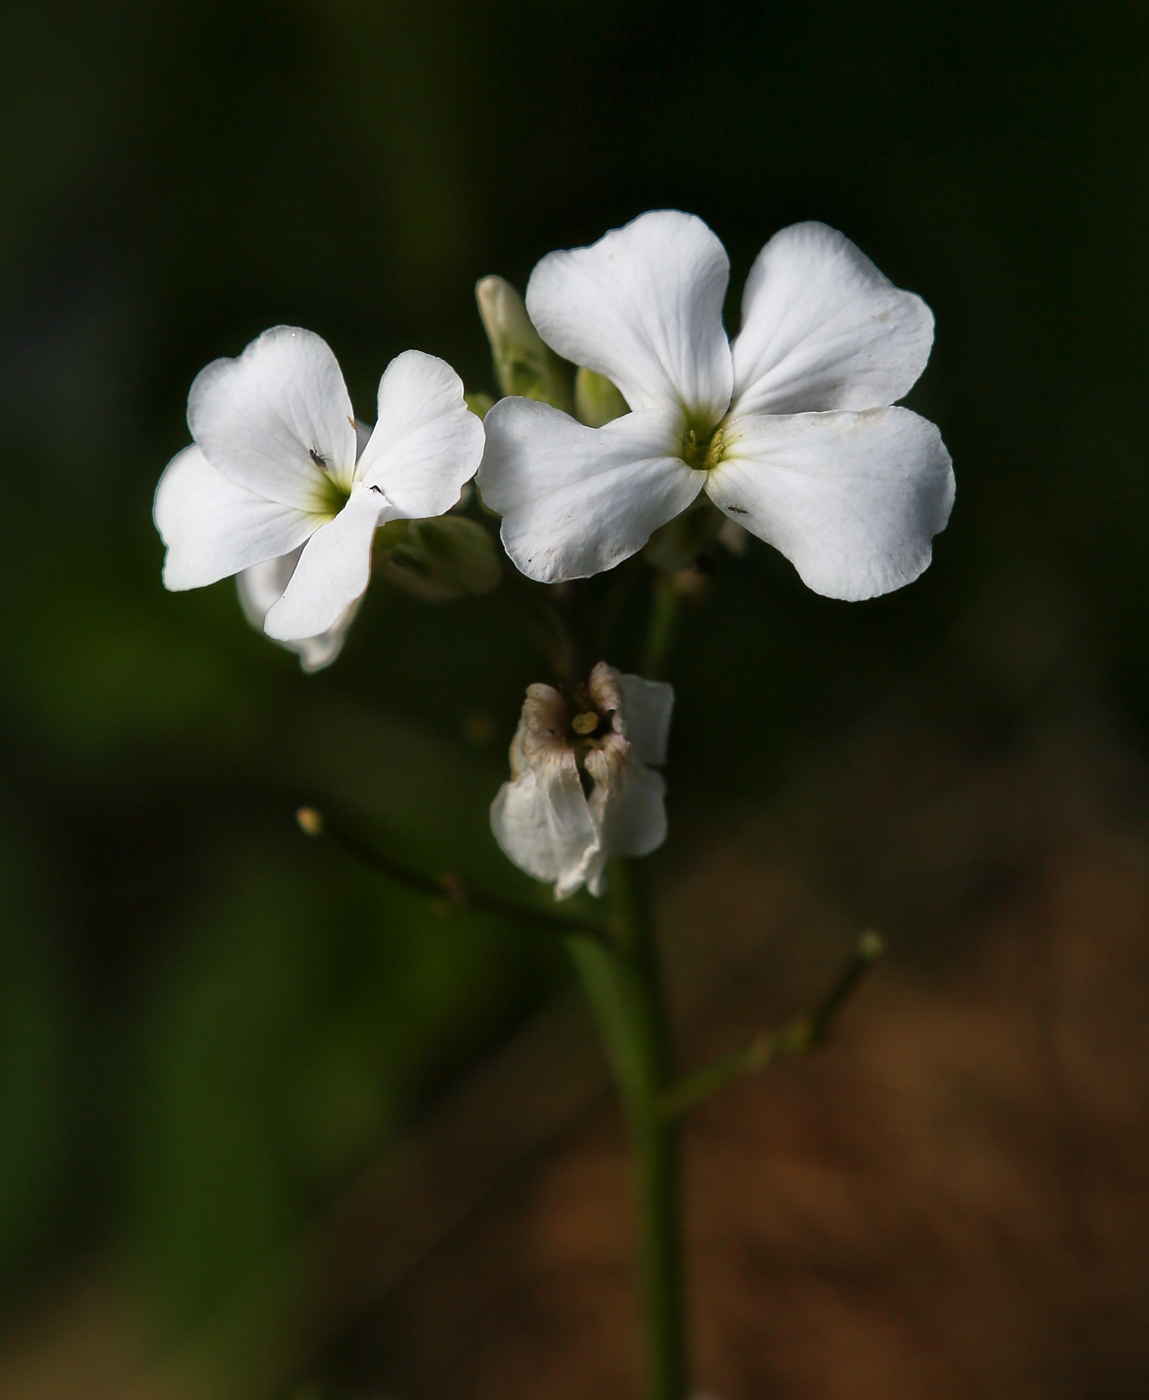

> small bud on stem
[475,276,574,412]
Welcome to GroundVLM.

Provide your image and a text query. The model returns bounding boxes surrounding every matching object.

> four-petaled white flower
[154,326,485,651]
[491,664,673,899]
[478,211,955,599]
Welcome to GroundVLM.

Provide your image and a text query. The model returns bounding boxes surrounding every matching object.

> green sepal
[374,516,501,601]
[464,390,496,421]
[574,367,629,426]
[642,494,726,573]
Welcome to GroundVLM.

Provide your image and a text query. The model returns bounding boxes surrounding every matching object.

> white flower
[478,212,955,600]
[154,326,485,645]
[491,663,673,900]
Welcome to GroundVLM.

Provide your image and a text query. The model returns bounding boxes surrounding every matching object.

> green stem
[640,573,681,680]
[567,861,687,1400]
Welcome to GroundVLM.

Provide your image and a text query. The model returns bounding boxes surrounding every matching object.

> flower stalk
[567,860,687,1400]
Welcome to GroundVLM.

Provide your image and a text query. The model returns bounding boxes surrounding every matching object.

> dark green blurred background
[1,0,1146,1391]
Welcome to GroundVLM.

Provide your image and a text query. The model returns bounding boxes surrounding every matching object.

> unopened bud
[375,516,501,601]
[296,807,325,837]
[574,367,628,427]
[857,929,885,960]
[475,276,573,412]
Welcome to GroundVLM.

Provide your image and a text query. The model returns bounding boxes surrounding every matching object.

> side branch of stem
[296,806,610,944]
[659,930,885,1119]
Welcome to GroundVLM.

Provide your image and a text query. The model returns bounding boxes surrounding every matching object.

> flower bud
[574,367,628,427]
[374,516,501,601]
[475,276,573,412]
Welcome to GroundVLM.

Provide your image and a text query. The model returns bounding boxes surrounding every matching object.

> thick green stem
[567,861,687,1400]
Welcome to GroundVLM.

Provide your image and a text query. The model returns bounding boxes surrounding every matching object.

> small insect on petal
[309,448,328,470]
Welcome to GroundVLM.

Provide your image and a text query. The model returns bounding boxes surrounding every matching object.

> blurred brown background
[1,2,1146,1397]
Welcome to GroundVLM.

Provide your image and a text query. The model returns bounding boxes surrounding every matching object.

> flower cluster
[154,211,953,894]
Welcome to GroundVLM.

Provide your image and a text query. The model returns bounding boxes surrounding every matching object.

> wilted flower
[479,211,954,600]
[491,664,673,900]
[154,326,485,645]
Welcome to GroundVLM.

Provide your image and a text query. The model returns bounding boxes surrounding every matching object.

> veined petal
[707,407,954,600]
[526,210,734,421]
[478,399,702,582]
[491,760,600,900]
[730,223,935,416]
[264,484,390,640]
[188,325,358,508]
[586,663,674,767]
[236,548,361,672]
[154,445,317,591]
[356,350,485,517]
[585,741,667,866]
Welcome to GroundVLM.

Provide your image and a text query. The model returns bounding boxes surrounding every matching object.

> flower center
[679,415,726,472]
[312,469,352,520]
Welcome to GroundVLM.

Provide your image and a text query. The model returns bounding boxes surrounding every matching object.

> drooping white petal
[154,445,318,591]
[491,765,600,900]
[237,547,361,672]
[356,351,486,517]
[491,684,600,899]
[526,210,734,422]
[188,325,359,508]
[479,399,702,582]
[263,484,390,640]
[584,737,668,884]
[706,407,955,601]
[730,223,935,417]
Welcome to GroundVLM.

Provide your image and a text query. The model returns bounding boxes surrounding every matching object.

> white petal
[188,325,358,508]
[585,745,668,861]
[356,351,486,517]
[586,663,674,767]
[707,407,955,601]
[237,548,361,672]
[154,445,317,591]
[490,762,600,900]
[619,674,674,766]
[263,485,389,640]
[730,223,935,416]
[478,399,703,582]
[525,210,733,421]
